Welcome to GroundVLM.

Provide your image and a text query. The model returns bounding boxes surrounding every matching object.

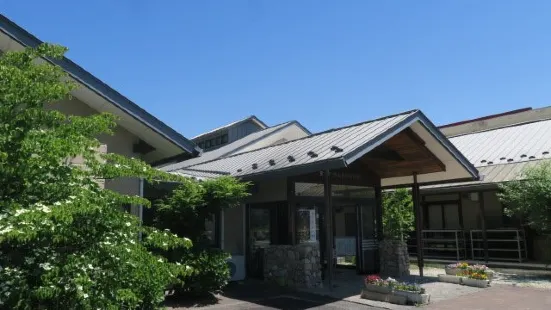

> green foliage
[151,176,248,295]
[172,249,231,296]
[154,176,249,245]
[382,189,414,240]
[499,162,551,234]
[0,44,193,309]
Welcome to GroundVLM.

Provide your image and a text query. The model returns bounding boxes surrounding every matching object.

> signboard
[336,237,356,256]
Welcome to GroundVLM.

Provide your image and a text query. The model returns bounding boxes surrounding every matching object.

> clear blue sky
[3,1,551,136]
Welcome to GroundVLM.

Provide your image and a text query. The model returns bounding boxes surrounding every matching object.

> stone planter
[393,290,431,305]
[462,278,490,288]
[438,274,463,284]
[364,284,393,294]
[445,267,458,275]
[360,289,407,305]
[486,271,494,281]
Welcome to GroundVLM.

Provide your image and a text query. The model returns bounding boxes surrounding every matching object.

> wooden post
[287,177,296,245]
[413,173,424,277]
[324,170,334,288]
[479,191,489,263]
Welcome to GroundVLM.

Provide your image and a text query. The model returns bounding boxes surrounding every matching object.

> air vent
[487,161,494,164]
[500,157,506,161]
[520,154,527,158]
[507,158,514,162]
[268,159,276,166]
[481,160,487,163]
[287,156,295,162]
[330,146,343,153]
[307,151,318,158]
[237,169,242,173]
[543,151,550,155]
[529,156,536,159]
[252,163,258,170]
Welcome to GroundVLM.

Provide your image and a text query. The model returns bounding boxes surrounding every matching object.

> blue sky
[3,1,551,136]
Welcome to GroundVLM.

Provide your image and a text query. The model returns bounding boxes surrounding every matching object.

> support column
[375,185,383,273]
[479,191,489,263]
[412,173,424,277]
[323,170,334,288]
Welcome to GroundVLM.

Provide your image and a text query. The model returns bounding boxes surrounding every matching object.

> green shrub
[171,248,231,296]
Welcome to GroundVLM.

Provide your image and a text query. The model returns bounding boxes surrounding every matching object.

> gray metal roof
[164,110,478,183]
[159,121,302,170]
[449,119,551,167]
[423,160,545,191]
[171,168,228,181]
[0,14,199,156]
[192,115,269,141]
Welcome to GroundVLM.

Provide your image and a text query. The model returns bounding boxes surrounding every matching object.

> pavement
[165,281,383,310]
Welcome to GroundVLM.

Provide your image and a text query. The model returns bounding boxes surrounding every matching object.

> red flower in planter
[365,274,382,284]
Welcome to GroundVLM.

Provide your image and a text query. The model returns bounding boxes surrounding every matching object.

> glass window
[295,205,319,243]
[331,184,375,199]
[221,134,229,144]
[295,182,324,197]
[205,140,211,148]
[250,208,271,246]
[215,136,222,145]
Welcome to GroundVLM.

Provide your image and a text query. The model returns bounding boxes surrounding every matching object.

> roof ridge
[183,109,419,170]
[449,118,551,139]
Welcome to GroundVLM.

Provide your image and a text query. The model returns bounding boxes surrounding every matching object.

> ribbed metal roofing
[165,110,478,182]
[171,168,228,181]
[159,121,301,171]
[424,160,544,190]
[449,119,551,168]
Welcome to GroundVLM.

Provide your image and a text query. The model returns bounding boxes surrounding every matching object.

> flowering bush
[0,44,198,309]
[394,282,425,294]
[365,274,382,285]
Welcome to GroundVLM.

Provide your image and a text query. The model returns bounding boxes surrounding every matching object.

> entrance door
[357,200,378,274]
[334,205,359,268]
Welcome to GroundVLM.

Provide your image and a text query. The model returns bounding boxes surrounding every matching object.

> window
[221,134,229,144]
[215,136,221,146]
[205,140,211,148]
[295,205,319,243]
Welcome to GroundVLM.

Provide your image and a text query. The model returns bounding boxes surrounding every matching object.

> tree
[499,162,551,234]
[152,176,249,295]
[382,189,414,241]
[0,44,192,309]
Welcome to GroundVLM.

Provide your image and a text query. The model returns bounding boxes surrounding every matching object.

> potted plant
[393,282,430,305]
[364,275,395,294]
[445,262,469,275]
[468,264,494,281]
[460,270,490,288]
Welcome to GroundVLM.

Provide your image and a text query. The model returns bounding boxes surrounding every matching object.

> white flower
[125,222,131,227]
[77,285,83,291]
[68,196,76,200]
[54,202,62,206]
[39,263,52,271]
[162,242,168,247]
[83,293,88,299]
[175,262,181,266]
[157,258,163,263]
[130,240,136,244]
[14,209,29,216]
[125,248,130,253]
[88,264,93,269]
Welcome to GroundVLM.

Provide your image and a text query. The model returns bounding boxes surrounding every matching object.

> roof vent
[481,160,487,164]
[520,154,527,158]
[543,151,550,155]
[268,159,276,166]
[237,169,242,173]
[307,151,318,158]
[500,157,506,161]
[330,146,343,153]
[287,156,295,162]
[252,163,258,170]
[487,161,494,164]
[507,158,514,162]
[529,156,536,159]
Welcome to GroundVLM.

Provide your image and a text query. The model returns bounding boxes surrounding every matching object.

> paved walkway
[425,284,551,310]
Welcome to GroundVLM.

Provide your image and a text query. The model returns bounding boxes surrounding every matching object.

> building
[159,110,478,284]
[417,106,551,264]
[192,116,269,151]
[0,14,200,213]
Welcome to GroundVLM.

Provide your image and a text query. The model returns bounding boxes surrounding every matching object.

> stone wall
[379,240,410,278]
[263,243,322,288]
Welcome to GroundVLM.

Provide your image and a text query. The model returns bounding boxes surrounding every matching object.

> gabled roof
[0,14,199,156]
[160,121,306,170]
[192,115,268,141]
[165,110,479,186]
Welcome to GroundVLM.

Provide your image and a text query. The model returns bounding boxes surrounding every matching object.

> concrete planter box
[438,274,463,284]
[360,289,407,305]
[393,290,431,305]
[445,267,459,275]
[462,278,490,288]
[486,271,494,281]
[364,284,393,294]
